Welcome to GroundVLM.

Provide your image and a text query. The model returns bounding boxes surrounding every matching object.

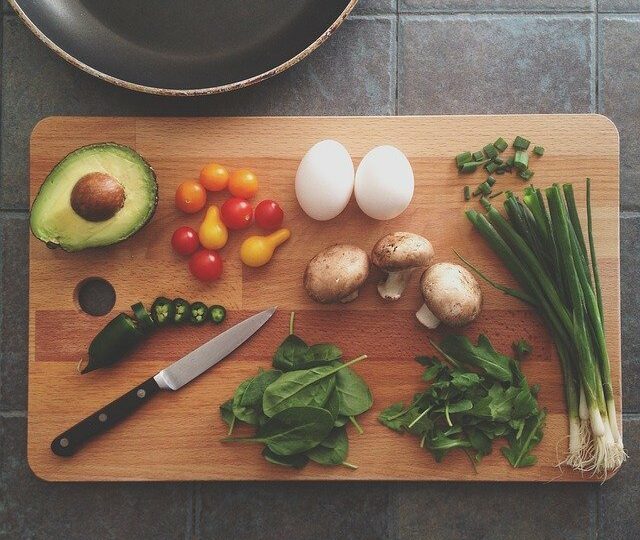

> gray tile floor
[1,1,638,538]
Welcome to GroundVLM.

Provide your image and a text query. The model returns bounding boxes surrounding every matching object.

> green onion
[485,161,499,174]
[513,136,531,150]
[472,150,484,161]
[493,157,504,166]
[461,161,484,174]
[533,146,545,156]
[463,182,625,475]
[506,156,515,168]
[494,137,508,152]
[464,186,471,201]
[519,169,535,181]
[483,144,499,159]
[514,150,529,171]
[486,176,497,186]
[474,181,492,196]
[456,152,473,168]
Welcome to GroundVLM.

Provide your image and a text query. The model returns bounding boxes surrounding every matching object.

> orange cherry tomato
[199,162,229,192]
[175,181,207,214]
[228,169,259,199]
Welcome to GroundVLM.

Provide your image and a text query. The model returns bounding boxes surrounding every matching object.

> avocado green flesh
[30,143,158,252]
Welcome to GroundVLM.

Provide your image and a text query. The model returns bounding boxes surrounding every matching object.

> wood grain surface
[28,115,620,481]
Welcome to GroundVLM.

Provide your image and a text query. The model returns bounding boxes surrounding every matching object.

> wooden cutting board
[28,115,621,481]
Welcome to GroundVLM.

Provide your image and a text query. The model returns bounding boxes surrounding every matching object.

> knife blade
[51,307,276,457]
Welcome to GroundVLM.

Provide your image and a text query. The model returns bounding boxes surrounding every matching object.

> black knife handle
[51,376,162,457]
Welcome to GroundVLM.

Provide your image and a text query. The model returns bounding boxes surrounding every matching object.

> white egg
[354,145,414,220]
[295,140,354,221]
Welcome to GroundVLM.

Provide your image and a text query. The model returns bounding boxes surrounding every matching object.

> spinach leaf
[232,369,282,424]
[324,388,340,420]
[439,334,513,383]
[309,343,342,363]
[306,427,349,466]
[223,406,333,456]
[263,360,363,418]
[272,334,314,372]
[334,415,349,428]
[262,448,309,469]
[219,398,236,435]
[332,363,373,417]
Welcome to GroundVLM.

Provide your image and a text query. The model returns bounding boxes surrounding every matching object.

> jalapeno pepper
[82,313,143,373]
[189,301,208,324]
[172,298,190,324]
[151,297,175,326]
[131,302,155,334]
[209,305,227,324]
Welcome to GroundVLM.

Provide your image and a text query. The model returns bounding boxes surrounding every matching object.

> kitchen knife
[51,307,276,457]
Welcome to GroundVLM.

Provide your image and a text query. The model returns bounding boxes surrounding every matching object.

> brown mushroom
[304,244,370,303]
[371,232,434,300]
[416,262,482,328]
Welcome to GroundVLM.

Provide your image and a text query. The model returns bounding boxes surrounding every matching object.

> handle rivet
[98,413,108,422]
[60,438,69,448]
[137,389,146,398]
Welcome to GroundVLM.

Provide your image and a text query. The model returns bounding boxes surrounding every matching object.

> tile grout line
[193,482,201,540]
[394,1,399,116]
[593,2,598,113]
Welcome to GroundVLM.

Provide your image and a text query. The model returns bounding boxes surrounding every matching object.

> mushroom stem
[340,290,359,303]
[377,269,414,300]
[416,303,440,328]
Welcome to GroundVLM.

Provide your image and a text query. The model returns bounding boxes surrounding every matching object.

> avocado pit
[70,172,125,222]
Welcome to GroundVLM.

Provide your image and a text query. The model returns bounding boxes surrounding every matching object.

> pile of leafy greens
[379,334,545,468]
[220,314,372,469]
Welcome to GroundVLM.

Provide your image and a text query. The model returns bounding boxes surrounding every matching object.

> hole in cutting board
[75,277,116,316]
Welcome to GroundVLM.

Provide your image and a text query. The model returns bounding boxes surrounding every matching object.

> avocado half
[30,143,158,252]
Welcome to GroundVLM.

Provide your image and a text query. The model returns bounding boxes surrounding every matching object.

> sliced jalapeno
[190,301,208,325]
[209,305,227,324]
[172,298,190,324]
[82,313,143,374]
[151,296,175,326]
[131,302,155,334]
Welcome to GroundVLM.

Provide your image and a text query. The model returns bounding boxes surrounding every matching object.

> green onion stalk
[463,181,625,474]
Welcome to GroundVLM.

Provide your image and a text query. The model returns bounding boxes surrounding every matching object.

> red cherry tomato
[189,249,223,281]
[254,200,284,231]
[220,197,253,230]
[171,226,200,256]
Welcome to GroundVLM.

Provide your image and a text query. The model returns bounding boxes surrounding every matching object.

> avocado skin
[30,142,159,252]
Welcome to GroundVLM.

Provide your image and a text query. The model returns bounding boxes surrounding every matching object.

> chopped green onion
[506,156,515,167]
[464,186,471,201]
[483,144,499,159]
[456,151,473,168]
[514,150,529,171]
[486,176,496,186]
[533,146,545,156]
[495,168,506,175]
[461,161,480,173]
[474,181,492,196]
[519,169,535,181]
[513,136,531,150]
[494,137,508,152]
[485,161,499,174]
[493,157,504,165]
[472,150,485,161]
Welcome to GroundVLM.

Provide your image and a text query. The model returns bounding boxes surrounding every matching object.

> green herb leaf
[223,406,334,456]
[262,448,309,469]
[306,427,349,466]
[440,334,513,383]
[232,369,282,425]
[309,343,343,363]
[501,411,546,467]
[272,334,314,372]
[333,363,373,417]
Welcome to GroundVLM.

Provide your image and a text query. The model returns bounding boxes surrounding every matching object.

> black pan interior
[13,0,352,91]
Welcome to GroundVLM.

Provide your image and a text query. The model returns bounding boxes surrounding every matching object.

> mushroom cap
[371,232,434,272]
[304,244,370,303]
[420,262,482,327]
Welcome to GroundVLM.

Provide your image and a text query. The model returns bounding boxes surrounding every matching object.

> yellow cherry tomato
[198,206,228,250]
[229,169,259,199]
[199,162,229,192]
[240,228,291,268]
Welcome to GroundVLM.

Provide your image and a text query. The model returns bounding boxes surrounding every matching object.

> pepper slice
[151,296,175,326]
[82,313,143,373]
[172,298,190,324]
[209,305,227,324]
[190,301,208,324]
[131,302,155,334]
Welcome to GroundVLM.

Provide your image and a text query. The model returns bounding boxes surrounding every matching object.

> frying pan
[8,0,357,96]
